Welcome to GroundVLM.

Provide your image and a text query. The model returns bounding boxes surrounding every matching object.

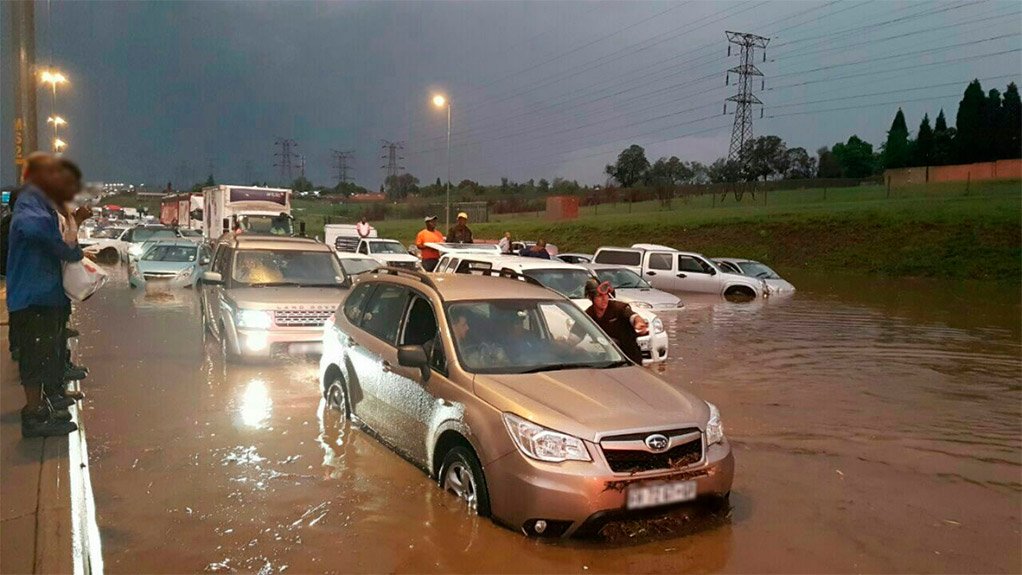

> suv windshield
[737,261,780,279]
[338,257,379,277]
[133,228,177,242]
[143,244,197,263]
[595,268,649,289]
[522,269,591,299]
[369,240,406,254]
[232,249,343,287]
[447,300,625,374]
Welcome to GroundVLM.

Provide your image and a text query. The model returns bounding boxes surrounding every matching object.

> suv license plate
[627,480,697,510]
[288,342,322,355]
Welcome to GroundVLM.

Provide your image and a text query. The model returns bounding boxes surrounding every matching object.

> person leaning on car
[565,279,648,365]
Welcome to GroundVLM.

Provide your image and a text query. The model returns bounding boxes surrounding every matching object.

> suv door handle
[646,271,656,276]
[676,273,687,278]
[381,361,392,373]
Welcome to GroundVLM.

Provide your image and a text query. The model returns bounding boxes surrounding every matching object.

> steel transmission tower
[724,31,769,163]
[380,140,404,183]
[273,137,297,184]
[332,150,355,185]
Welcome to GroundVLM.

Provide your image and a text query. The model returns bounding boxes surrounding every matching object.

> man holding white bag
[6,153,90,437]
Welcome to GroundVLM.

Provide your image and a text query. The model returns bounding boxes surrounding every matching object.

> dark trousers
[422,259,439,272]
[10,306,64,395]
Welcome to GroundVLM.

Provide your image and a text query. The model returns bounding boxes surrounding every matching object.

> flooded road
[76,270,1020,573]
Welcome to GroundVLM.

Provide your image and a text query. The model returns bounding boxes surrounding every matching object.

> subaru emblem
[645,433,669,452]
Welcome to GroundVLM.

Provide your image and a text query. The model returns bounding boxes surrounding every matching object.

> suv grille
[274,309,333,327]
[389,261,417,270]
[601,428,702,474]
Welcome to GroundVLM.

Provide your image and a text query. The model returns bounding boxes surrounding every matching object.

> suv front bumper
[484,437,733,537]
[638,330,669,364]
[231,326,324,357]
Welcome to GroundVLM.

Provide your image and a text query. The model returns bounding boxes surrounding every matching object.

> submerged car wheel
[439,446,491,516]
[325,375,349,418]
[723,286,756,302]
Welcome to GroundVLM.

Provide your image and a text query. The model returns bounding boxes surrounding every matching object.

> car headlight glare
[502,413,591,463]
[236,309,273,330]
[706,402,724,445]
[652,317,664,334]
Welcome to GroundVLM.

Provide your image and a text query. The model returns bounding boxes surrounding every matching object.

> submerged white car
[713,258,795,295]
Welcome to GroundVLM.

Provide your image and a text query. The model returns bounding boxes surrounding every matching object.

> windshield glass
[178,229,201,237]
[133,228,177,242]
[447,300,625,374]
[92,227,126,239]
[595,268,649,289]
[522,269,591,299]
[231,249,343,287]
[369,240,406,254]
[339,258,378,277]
[241,215,293,236]
[737,261,780,279]
[142,244,197,263]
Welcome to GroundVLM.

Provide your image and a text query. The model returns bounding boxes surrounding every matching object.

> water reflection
[238,378,272,429]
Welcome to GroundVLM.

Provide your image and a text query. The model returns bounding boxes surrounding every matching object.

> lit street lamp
[53,138,67,152]
[432,94,451,231]
[47,116,67,127]
[41,70,69,153]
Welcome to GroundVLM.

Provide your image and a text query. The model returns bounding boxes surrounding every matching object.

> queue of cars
[90,222,802,538]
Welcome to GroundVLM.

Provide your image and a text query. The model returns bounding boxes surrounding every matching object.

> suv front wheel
[439,446,491,516]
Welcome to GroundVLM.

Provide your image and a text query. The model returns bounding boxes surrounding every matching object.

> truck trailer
[202,185,294,240]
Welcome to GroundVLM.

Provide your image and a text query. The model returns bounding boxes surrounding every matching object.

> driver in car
[451,307,508,367]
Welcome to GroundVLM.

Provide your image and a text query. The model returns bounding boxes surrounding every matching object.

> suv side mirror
[201,271,223,285]
[397,345,431,382]
[707,267,717,275]
[200,256,211,266]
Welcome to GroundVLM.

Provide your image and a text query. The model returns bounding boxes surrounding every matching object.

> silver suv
[200,235,348,359]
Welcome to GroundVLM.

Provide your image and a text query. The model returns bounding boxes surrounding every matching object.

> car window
[445,258,459,273]
[360,284,409,344]
[679,255,711,274]
[142,244,197,262]
[232,249,343,287]
[401,295,440,371]
[717,261,740,274]
[357,242,368,254]
[648,252,673,270]
[595,249,641,266]
[343,283,375,325]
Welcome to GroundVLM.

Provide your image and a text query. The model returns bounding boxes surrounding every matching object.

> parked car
[199,235,350,360]
[554,253,593,264]
[319,269,733,538]
[582,263,683,311]
[432,253,669,364]
[354,238,421,270]
[593,244,767,299]
[713,258,795,295]
[83,225,183,263]
[129,240,211,289]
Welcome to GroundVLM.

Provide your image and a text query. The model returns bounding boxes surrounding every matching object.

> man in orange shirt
[415,215,445,271]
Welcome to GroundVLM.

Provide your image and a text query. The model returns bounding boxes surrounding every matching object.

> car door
[676,254,722,293]
[642,251,680,291]
[346,283,411,436]
[370,293,444,465]
[202,245,231,338]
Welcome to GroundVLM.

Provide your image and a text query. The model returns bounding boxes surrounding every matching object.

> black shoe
[22,416,77,438]
[47,395,75,409]
[64,365,88,381]
[66,328,80,339]
[51,408,73,422]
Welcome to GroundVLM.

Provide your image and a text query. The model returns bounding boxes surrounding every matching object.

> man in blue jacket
[6,152,85,437]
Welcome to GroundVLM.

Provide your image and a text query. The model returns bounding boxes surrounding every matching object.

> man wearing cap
[567,279,648,365]
[447,212,473,244]
[415,215,445,271]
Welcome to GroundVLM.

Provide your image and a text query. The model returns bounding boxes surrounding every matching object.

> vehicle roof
[225,235,330,251]
[358,270,562,302]
[580,263,640,271]
[597,245,708,257]
[444,253,587,272]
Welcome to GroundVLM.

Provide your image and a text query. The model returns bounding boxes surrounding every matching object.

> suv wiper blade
[516,362,609,374]
[249,281,301,288]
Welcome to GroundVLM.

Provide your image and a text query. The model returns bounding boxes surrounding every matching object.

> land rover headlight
[651,317,664,334]
[236,309,273,330]
[706,402,724,445]
[502,413,591,463]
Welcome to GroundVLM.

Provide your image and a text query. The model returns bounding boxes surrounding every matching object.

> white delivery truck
[324,223,377,252]
[203,185,296,240]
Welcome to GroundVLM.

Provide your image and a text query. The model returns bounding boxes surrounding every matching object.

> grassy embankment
[369,181,1021,282]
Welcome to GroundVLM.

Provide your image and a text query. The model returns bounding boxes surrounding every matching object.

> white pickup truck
[323,225,419,270]
[593,244,768,299]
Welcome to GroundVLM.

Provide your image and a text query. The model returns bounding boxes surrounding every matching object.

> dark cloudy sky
[2,0,1019,188]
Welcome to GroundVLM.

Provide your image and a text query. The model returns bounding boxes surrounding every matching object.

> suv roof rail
[497,267,545,288]
[370,266,439,290]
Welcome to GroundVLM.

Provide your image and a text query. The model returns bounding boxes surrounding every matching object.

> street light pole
[445,101,451,233]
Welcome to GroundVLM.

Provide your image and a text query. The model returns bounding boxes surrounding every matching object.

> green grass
[370,181,1021,281]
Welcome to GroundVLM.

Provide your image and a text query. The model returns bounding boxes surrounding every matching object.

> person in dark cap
[571,278,648,365]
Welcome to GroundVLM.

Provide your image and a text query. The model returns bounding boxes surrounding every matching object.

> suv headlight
[177,267,193,278]
[651,317,664,334]
[706,402,724,445]
[502,413,591,463]
[236,309,273,329]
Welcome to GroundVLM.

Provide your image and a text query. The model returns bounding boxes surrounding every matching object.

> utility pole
[724,31,769,164]
[273,137,297,185]
[297,154,306,179]
[380,140,404,184]
[11,0,38,181]
[332,149,354,186]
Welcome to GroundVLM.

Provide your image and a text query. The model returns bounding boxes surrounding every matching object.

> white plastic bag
[63,257,109,302]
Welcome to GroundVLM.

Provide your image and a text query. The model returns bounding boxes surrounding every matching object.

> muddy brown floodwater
[75,269,1020,574]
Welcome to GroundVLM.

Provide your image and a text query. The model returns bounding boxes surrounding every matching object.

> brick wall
[885,159,1022,186]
